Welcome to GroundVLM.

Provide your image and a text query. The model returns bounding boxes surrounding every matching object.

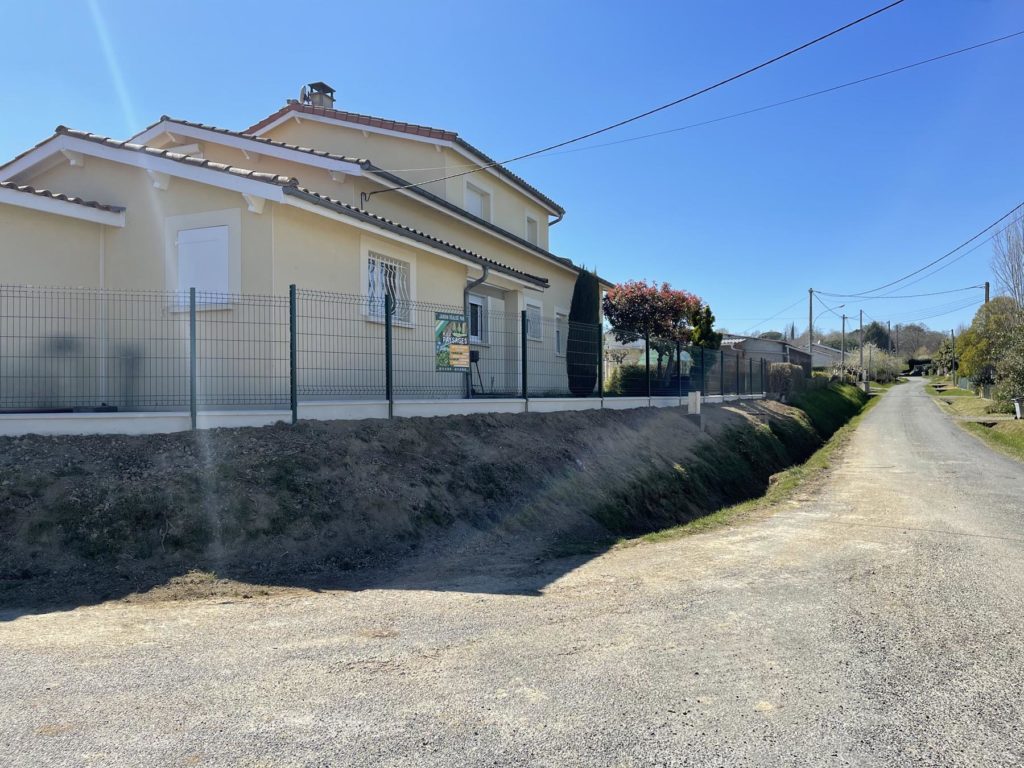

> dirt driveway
[3,378,1024,767]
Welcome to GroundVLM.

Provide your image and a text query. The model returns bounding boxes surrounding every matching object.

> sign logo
[435,312,469,372]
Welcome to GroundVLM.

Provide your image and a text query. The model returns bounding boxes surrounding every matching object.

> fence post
[385,293,394,419]
[289,284,298,425]
[676,341,682,400]
[521,310,529,402]
[597,324,604,398]
[720,348,725,396]
[700,347,707,395]
[645,331,651,399]
[189,287,197,431]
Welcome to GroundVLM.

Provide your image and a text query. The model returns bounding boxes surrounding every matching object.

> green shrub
[768,363,806,398]
[605,363,650,396]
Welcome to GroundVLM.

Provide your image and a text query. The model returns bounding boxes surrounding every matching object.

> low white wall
[300,401,389,421]
[528,397,602,413]
[650,396,684,408]
[197,410,291,430]
[601,397,651,410]
[393,399,526,418]
[0,411,191,437]
[0,391,769,436]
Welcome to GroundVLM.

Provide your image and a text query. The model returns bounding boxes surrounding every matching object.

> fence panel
[392,300,465,399]
[470,305,521,398]
[527,317,601,397]
[0,285,190,411]
[296,290,384,400]
[193,291,289,408]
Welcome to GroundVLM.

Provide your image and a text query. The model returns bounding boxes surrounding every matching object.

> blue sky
[2,0,1022,335]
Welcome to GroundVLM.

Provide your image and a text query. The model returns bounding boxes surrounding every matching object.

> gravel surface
[3,378,1024,767]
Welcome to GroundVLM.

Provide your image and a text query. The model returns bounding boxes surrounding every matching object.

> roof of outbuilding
[245,102,565,215]
[0,181,125,213]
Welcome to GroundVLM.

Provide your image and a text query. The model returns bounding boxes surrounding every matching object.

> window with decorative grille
[367,251,411,323]
[526,301,543,341]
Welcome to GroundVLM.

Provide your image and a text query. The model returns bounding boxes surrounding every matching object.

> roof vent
[300,82,335,110]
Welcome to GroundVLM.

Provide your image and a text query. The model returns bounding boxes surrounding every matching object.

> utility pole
[807,288,813,356]
[841,314,847,370]
[887,320,892,354]
[859,309,864,384]
[985,281,990,304]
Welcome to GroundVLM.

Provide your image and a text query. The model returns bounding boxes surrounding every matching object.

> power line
[819,285,984,300]
[824,201,1024,297]
[740,296,805,335]
[363,29,1024,176]
[874,217,1020,295]
[363,0,906,203]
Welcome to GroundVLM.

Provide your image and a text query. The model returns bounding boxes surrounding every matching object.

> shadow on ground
[0,397,840,620]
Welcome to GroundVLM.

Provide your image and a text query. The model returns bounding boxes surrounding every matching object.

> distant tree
[566,269,601,396]
[689,304,722,349]
[863,321,891,352]
[991,213,1024,306]
[994,321,1024,403]
[934,337,956,374]
[759,331,784,341]
[958,297,1021,386]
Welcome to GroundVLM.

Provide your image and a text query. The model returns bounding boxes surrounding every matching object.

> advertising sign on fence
[435,312,469,372]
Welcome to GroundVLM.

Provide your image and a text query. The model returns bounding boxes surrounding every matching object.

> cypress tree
[567,269,601,396]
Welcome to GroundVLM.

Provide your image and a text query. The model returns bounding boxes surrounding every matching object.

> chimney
[303,81,335,110]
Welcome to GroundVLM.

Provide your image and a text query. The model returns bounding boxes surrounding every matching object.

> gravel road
[3,378,1024,767]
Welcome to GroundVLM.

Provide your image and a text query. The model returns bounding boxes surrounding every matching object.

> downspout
[548,211,564,227]
[464,265,489,398]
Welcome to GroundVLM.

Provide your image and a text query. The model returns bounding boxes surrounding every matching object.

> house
[809,342,844,369]
[721,334,812,376]
[0,83,601,411]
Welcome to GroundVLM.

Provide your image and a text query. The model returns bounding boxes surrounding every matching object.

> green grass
[925,383,974,396]
[788,383,869,438]
[630,386,883,545]
[924,380,1024,463]
[962,421,1024,462]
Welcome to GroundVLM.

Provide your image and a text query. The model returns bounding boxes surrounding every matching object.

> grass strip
[631,386,885,545]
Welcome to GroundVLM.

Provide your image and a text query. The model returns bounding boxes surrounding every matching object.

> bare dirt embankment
[0,396,850,608]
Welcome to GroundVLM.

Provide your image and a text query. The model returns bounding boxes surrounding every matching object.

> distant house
[721,334,812,376]
[809,342,844,368]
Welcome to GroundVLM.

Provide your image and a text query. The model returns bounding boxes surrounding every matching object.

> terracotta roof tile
[245,103,564,215]
[53,127,299,186]
[284,185,548,288]
[0,181,125,213]
[1,125,548,288]
[144,118,578,275]
[152,116,370,165]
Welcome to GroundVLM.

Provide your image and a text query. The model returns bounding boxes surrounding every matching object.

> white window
[468,294,487,344]
[177,225,229,300]
[465,182,491,221]
[526,300,543,341]
[525,215,539,245]
[367,251,411,323]
[555,310,568,356]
